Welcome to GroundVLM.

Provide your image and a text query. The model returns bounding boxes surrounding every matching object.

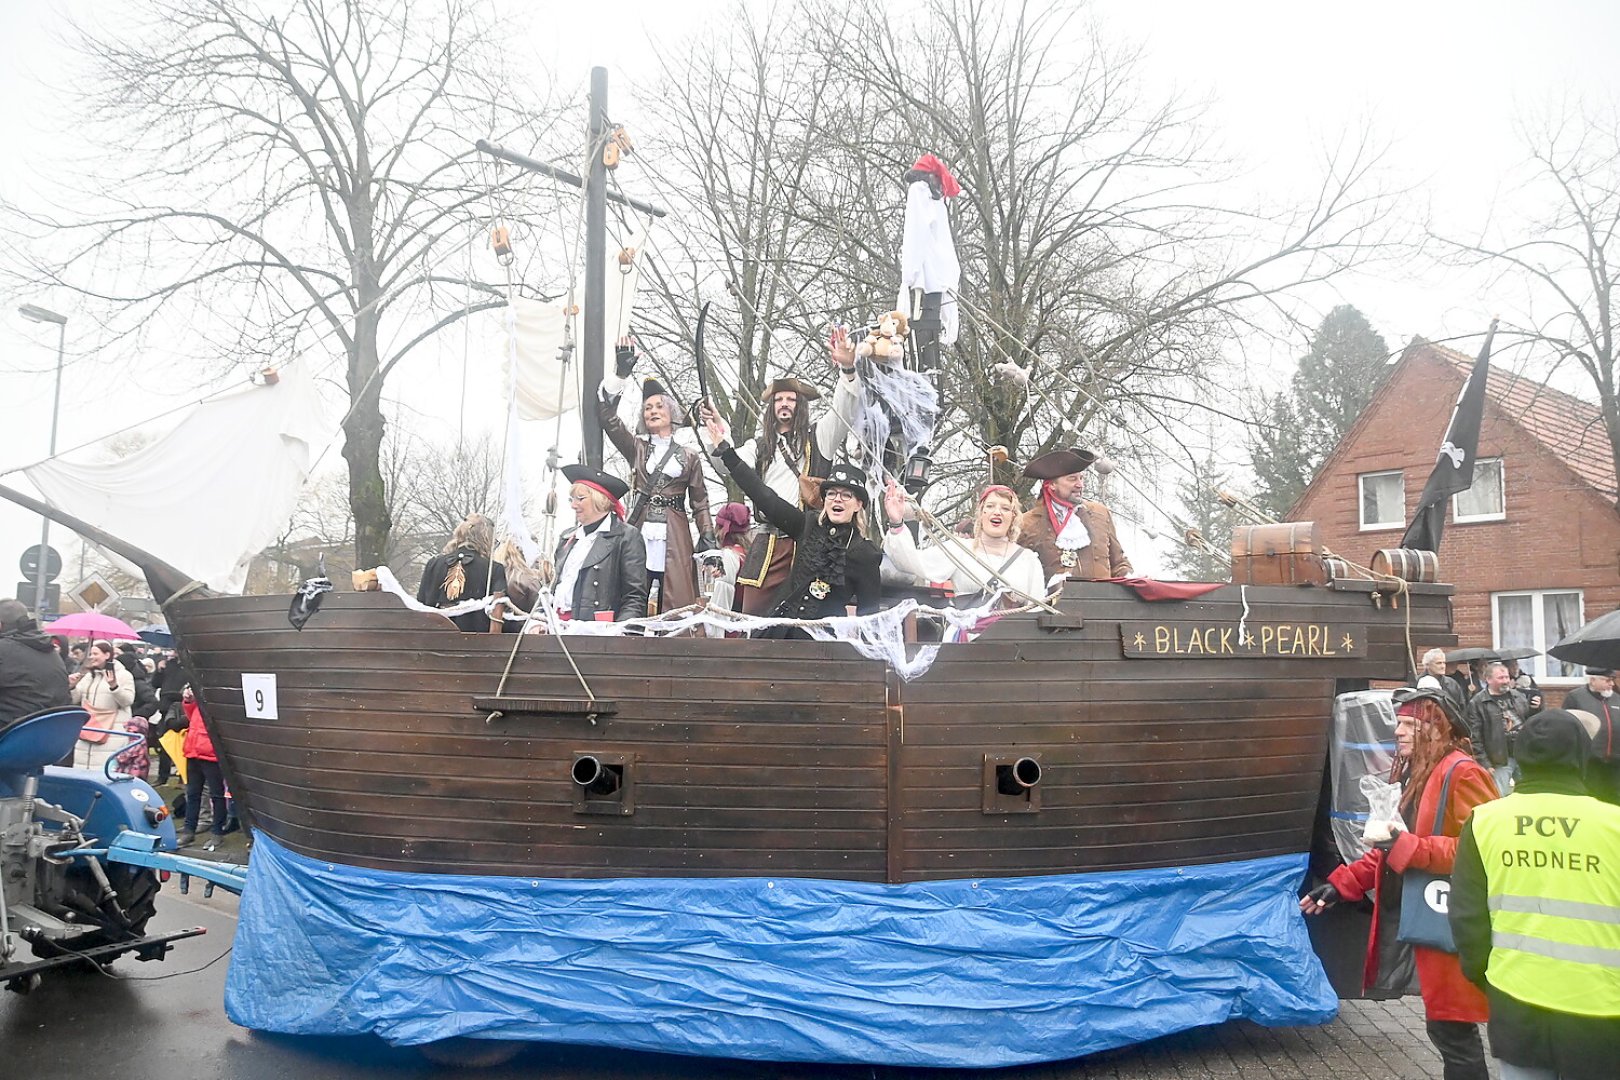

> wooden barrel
[1230,522,1327,586]
[1369,548,1439,583]
[1322,556,1355,580]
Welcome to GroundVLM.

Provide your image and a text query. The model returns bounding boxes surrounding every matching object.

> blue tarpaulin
[225,834,1337,1067]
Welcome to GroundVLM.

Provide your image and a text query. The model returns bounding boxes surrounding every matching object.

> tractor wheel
[417,1038,524,1068]
[34,863,162,958]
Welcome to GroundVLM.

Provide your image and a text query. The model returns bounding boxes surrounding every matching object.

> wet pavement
[1,883,1489,1080]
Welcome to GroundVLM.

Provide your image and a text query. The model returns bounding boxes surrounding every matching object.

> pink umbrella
[44,611,143,641]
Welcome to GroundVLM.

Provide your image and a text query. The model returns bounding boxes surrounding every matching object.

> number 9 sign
[242,673,279,720]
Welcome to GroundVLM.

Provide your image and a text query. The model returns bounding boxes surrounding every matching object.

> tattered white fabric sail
[499,306,541,565]
[508,248,641,421]
[23,365,330,593]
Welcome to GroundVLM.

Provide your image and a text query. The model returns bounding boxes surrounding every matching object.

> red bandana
[578,480,626,521]
[1041,483,1076,536]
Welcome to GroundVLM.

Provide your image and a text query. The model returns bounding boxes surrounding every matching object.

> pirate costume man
[599,362,715,615]
[711,347,863,616]
[713,446,882,639]
[1014,448,1132,582]
[549,465,648,622]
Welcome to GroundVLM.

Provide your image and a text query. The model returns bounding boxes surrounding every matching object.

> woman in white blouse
[68,639,135,773]
[881,481,1049,605]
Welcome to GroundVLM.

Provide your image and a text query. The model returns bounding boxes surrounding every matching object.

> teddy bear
[855,309,911,365]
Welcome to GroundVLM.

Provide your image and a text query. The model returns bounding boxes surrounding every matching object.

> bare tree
[631,0,866,459]
[639,0,1401,528]
[1431,103,1620,510]
[2,0,562,563]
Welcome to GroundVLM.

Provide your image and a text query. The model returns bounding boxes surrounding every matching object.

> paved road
[2,887,1487,1080]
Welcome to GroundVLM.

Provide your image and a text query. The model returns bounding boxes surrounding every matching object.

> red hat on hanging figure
[908,153,961,198]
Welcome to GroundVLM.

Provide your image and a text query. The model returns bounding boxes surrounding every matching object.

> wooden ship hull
[169,579,1450,884]
[3,472,1453,1063]
[170,578,1451,1064]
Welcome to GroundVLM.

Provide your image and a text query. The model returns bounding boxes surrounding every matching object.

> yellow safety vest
[1468,791,1620,1016]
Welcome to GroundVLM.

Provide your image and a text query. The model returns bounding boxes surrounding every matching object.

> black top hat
[1022,447,1098,480]
[1392,685,1468,736]
[821,462,870,505]
[561,464,630,503]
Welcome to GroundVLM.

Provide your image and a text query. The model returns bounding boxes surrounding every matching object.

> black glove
[614,340,637,378]
[1303,883,1339,910]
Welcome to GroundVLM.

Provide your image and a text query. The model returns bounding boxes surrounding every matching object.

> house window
[1454,457,1505,522]
[1493,590,1584,680]
[1359,470,1404,530]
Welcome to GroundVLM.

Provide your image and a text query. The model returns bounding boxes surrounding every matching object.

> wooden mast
[582,66,609,470]
[476,68,667,470]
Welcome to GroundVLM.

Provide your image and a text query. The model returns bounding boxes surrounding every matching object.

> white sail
[507,241,641,422]
[23,364,330,593]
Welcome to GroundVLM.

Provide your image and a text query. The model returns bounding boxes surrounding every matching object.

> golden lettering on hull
[1120,622,1365,658]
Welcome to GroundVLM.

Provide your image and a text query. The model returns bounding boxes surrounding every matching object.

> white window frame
[1492,589,1586,684]
[1453,456,1506,523]
[1358,469,1405,531]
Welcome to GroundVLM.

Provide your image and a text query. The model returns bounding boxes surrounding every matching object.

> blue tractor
[0,706,201,992]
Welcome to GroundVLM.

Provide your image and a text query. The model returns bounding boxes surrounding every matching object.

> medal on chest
[808,579,832,600]
[1059,548,1079,568]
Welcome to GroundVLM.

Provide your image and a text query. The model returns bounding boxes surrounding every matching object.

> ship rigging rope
[474,118,622,714]
[614,150,1215,588]
[615,148,1279,593]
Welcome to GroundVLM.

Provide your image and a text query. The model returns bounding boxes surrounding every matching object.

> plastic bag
[1359,775,1406,842]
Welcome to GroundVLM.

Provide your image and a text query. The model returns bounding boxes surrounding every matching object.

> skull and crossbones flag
[1401,318,1497,552]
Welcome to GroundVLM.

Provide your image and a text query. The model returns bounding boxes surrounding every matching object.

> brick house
[1289,338,1620,692]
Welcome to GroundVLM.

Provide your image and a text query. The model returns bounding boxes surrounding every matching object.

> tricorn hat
[1392,685,1468,736]
[761,377,822,403]
[1023,447,1098,480]
[821,462,870,506]
[641,376,671,400]
[562,463,631,508]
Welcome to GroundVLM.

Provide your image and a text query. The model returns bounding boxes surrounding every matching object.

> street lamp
[19,303,67,619]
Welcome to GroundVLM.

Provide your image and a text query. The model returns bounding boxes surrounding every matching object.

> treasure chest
[1230,522,1328,586]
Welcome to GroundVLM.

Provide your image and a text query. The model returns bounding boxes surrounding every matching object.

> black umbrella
[1550,610,1620,670]
[1491,646,1542,662]
[1445,647,1499,663]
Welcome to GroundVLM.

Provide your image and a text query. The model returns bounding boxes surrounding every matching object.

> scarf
[1041,485,1092,550]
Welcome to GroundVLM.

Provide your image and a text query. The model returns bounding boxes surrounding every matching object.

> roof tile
[1426,341,1617,501]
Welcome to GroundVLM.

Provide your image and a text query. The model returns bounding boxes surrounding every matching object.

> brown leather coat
[1015,499,1132,581]
[599,399,714,611]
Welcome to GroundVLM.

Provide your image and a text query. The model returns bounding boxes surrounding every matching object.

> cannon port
[570,753,635,815]
[982,753,1043,814]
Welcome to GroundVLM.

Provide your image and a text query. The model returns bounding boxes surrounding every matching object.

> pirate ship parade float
[0,80,1461,1069]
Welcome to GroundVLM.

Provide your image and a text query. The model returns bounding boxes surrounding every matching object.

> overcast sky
[2,0,1617,590]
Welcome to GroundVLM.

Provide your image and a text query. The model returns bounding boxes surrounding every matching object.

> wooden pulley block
[617,246,637,270]
[490,225,514,265]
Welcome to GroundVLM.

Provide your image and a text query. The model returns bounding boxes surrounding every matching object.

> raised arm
[718,446,805,537]
[597,373,641,463]
[814,326,862,459]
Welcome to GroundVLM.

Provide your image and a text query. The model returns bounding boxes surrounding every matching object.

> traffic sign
[14,582,60,611]
[20,544,62,582]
